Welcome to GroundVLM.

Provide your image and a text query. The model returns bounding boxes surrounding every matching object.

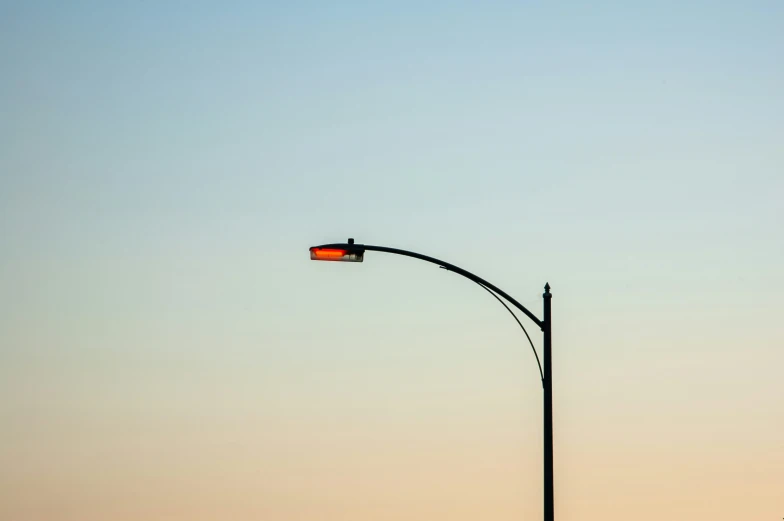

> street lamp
[309,238,554,521]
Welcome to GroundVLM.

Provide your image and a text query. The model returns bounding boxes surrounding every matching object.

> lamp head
[309,238,364,262]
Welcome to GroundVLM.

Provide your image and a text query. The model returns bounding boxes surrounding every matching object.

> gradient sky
[2,1,783,520]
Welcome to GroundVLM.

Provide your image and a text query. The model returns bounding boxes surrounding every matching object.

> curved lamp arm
[310,240,546,384]
[311,241,544,330]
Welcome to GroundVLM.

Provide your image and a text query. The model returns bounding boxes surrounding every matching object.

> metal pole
[543,282,553,521]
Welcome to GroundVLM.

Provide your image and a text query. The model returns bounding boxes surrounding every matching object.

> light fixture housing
[309,240,364,262]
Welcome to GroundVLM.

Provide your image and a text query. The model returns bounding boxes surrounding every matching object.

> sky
[1,1,783,520]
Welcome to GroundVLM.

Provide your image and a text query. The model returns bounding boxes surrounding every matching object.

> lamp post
[309,238,554,521]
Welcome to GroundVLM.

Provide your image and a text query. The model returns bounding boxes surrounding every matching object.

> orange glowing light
[311,248,348,259]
